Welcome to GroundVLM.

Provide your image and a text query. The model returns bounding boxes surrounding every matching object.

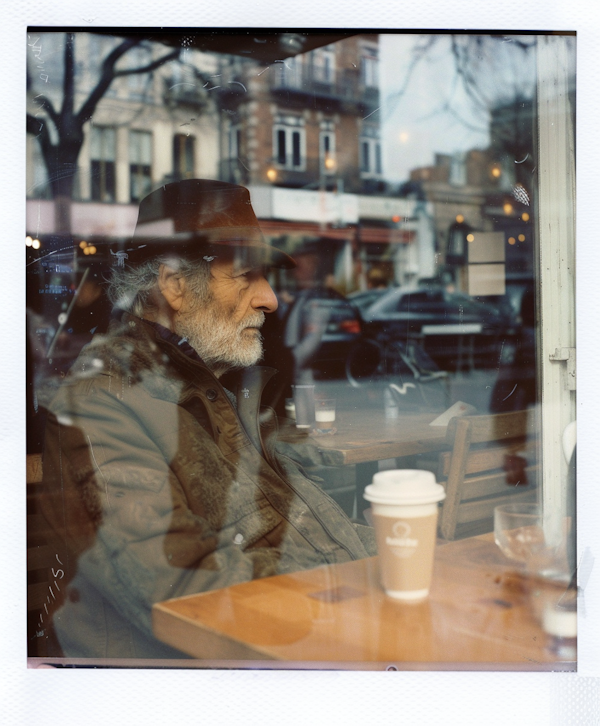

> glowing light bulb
[456,214,464,224]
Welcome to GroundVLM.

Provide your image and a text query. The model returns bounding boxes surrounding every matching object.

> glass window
[173,133,195,180]
[361,47,379,87]
[276,56,303,88]
[360,137,382,176]
[312,45,336,84]
[273,117,305,170]
[229,125,241,160]
[129,130,152,202]
[90,126,116,202]
[24,30,579,673]
[320,127,336,174]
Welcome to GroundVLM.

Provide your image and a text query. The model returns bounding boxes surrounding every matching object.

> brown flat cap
[118,179,294,269]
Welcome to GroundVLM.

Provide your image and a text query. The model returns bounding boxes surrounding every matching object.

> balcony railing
[270,66,379,107]
[163,78,207,109]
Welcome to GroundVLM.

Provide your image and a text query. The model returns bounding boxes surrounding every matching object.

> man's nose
[252,276,278,313]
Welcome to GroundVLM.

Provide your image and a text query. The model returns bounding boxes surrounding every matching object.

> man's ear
[157,264,186,312]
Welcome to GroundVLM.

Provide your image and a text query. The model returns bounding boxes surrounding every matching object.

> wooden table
[279,410,450,518]
[280,411,448,467]
[152,534,575,670]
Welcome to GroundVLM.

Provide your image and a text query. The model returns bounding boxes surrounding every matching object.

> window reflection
[26,30,576,666]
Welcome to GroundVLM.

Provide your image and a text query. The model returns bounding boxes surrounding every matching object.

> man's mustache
[242,312,266,329]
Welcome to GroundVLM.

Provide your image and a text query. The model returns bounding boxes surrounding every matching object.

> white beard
[174,295,265,373]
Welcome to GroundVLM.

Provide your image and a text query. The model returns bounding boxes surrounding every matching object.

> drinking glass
[314,398,336,434]
[494,503,568,580]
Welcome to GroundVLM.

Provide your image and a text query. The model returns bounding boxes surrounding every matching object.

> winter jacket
[40,312,375,659]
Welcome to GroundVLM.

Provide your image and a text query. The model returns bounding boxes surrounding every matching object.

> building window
[173,134,195,180]
[229,125,241,160]
[275,57,303,89]
[90,126,116,202]
[312,45,336,84]
[129,130,152,202]
[361,47,379,88]
[273,116,305,171]
[320,121,336,174]
[360,137,382,176]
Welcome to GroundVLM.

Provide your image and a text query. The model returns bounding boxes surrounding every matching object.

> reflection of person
[262,239,335,408]
[277,240,335,384]
[490,285,536,414]
[40,180,375,659]
[366,267,388,290]
[490,285,537,486]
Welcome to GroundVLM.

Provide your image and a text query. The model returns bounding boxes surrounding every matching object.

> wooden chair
[27,453,57,657]
[437,410,539,540]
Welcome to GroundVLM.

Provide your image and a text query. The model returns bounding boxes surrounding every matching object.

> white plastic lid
[363,469,446,505]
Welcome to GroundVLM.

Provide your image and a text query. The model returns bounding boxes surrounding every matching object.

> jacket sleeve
[42,382,285,640]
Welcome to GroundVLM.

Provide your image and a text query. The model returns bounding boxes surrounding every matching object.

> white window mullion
[536,35,576,546]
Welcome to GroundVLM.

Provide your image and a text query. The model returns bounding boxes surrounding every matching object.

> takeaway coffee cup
[364,470,445,601]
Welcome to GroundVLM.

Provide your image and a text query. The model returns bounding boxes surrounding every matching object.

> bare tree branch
[30,94,60,130]
[383,34,438,121]
[26,113,52,158]
[113,48,180,78]
[62,32,75,119]
[75,37,143,123]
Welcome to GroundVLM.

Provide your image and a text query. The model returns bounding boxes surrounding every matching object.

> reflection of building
[27,33,220,210]
[214,34,434,290]
[26,32,435,294]
[406,128,536,291]
[217,34,383,194]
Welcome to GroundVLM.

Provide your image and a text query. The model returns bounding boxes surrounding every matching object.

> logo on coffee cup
[386,520,418,548]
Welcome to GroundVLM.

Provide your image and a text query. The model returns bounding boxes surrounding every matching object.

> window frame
[90,125,117,203]
[272,118,306,171]
[129,129,153,203]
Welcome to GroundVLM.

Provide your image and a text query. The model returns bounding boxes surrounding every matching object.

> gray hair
[107,255,212,317]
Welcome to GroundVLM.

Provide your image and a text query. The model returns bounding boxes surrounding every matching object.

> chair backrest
[438,410,539,540]
[27,453,57,657]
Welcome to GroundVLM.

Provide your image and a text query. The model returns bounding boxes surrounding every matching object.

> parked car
[261,287,363,389]
[347,288,389,313]
[360,286,512,370]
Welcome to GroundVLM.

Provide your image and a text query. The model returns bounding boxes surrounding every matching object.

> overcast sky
[379,33,538,183]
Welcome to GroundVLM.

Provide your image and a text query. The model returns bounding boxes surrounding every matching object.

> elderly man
[40,180,375,659]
